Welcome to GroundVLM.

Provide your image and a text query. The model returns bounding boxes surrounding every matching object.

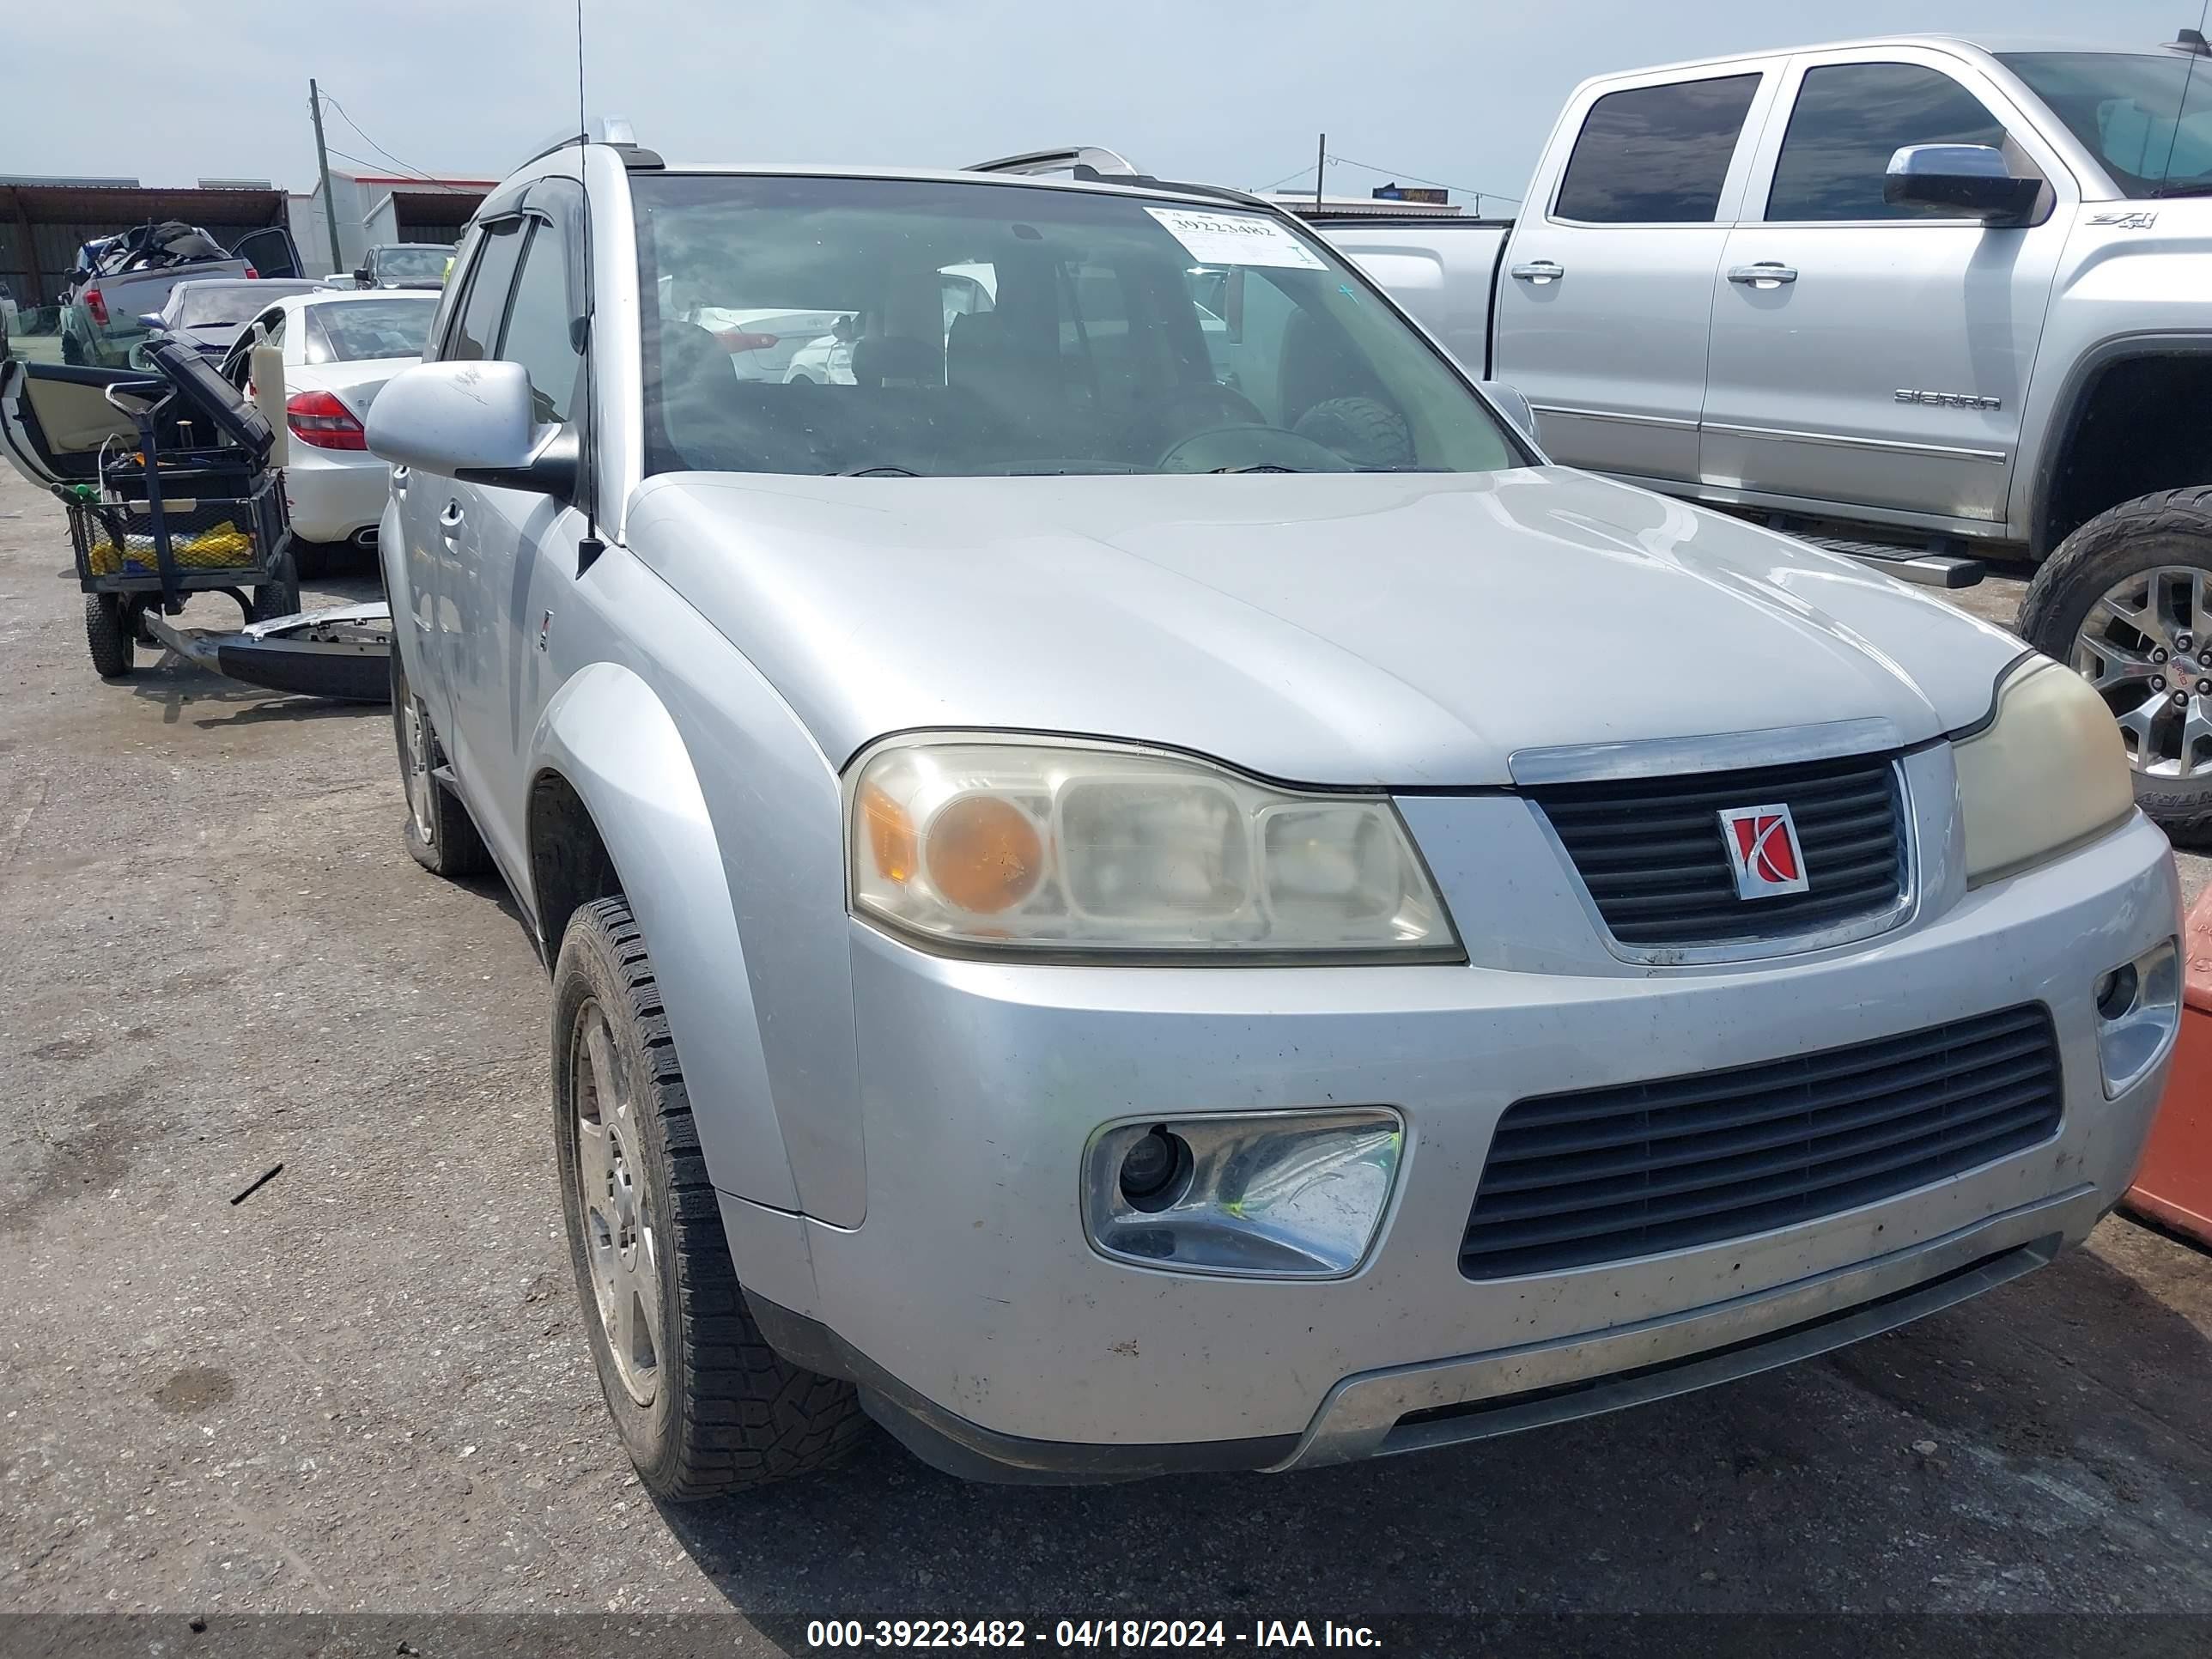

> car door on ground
[1492,65,1776,483]
[1700,50,2072,525]
[442,179,590,879]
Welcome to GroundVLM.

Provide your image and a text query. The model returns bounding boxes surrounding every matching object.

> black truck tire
[552,896,868,1499]
[389,647,492,878]
[84,594,133,678]
[2019,485,2212,836]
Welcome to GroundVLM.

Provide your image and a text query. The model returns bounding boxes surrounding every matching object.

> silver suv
[367,127,2179,1493]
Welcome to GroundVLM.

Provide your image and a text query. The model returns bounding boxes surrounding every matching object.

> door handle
[1510,260,1565,284]
[1728,262,1798,289]
[438,499,465,540]
[391,465,409,495]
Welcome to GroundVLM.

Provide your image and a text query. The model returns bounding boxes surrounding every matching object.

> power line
[1325,152,1522,206]
[317,91,467,189]
[1252,162,1317,194]
[322,144,471,191]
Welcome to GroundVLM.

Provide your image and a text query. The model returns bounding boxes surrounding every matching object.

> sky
[10,0,2201,209]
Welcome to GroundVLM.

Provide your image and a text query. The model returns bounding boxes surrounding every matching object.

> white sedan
[220,289,441,550]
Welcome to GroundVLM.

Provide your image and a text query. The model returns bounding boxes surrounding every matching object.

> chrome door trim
[1528,403,1700,431]
[1701,420,2007,464]
[1508,715,1904,784]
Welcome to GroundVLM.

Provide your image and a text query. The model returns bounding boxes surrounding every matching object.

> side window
[1765,63,2008,222]
[449,219,526,362]
[1553,74,1762,223]
[498,220,584,425]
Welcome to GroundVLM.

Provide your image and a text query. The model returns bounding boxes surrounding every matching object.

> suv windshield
[374,246,451,283]
[630,174,1521,478]
[2001,51,2212,197]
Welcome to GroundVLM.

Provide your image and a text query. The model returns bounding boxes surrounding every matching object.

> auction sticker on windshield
[1145,206,1328,270]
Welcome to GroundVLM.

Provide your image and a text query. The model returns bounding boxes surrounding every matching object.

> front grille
[1460,1006,2062,1279]
[1532,752,1905,949]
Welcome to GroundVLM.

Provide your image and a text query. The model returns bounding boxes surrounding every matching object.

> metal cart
[66,337,300,678]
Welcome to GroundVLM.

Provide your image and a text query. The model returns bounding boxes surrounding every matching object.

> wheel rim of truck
[570,999,663,1407]
[2073,564,2212,780]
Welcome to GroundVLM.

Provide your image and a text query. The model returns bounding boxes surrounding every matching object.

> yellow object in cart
[86,519,255,576]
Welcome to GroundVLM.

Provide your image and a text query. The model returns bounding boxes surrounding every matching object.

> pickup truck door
[1492,65,1778,483]
[1701,48,2074,526]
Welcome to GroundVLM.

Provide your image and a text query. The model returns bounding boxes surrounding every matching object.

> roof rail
[521,117,661,171]
[968,146,1140,179]
[966,147,1280,214]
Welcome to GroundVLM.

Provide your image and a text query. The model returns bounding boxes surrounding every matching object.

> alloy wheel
[2072,564,2212,779]
[571,999,664,1407]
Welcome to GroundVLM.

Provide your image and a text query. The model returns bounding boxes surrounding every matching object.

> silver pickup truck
[1305,33,2212,830]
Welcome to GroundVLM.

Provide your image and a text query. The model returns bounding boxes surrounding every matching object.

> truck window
[498,223,583,425]
[1553,75,1761,223]
[447,221,526,363]
[1765,63,2008,222]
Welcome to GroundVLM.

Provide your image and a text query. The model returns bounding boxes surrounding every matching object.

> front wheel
[84,594,132,678]
[553,897,868,1499]
[2020,486,2212,836]
[248,544,301,623]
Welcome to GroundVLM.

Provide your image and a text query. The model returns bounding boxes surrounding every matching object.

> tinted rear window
[306,300,436,363]
[1554,75,1761,223]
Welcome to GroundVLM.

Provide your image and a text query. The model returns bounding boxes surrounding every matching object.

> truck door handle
[1510,260,1565,284]
[391,465,409,495]
[1728,262,1798,288]
[438,499,465,540]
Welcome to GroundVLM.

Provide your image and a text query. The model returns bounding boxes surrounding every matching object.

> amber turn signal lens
[861,783,916,883]
[927,796,1043,914]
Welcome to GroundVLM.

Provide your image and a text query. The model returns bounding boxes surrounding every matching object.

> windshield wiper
[2150,181,2212,198]
[1210,463,1306,474]
[835,465,920,477]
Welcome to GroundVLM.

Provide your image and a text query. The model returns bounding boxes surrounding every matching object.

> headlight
[848,738,1460,961]
[1955,656,2133,886]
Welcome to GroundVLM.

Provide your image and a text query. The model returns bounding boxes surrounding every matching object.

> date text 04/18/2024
[803,1620,1384,1650]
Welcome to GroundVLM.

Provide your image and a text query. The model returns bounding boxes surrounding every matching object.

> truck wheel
[389,647,491,878]
[84,594,132,678]
[2021,486,2212,835]
[552,896,867,1499]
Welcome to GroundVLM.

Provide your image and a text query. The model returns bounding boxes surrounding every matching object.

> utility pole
[308,78,343,276]
[1315,131,1327,213]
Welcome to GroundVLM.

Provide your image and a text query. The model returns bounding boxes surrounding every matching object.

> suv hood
[627,468,2023,787]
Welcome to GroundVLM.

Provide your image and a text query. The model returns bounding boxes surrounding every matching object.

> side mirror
[1884,145,2040,226]
[353,267,374,287]
[366,360,575,497]
[1478,380,1542,451]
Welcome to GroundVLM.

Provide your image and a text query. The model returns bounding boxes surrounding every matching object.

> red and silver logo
[1717,804,1809,899]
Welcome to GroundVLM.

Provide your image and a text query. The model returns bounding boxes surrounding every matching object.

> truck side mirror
[354,267,374,288]
[1884,145,2041,227]
[367,360,576,500]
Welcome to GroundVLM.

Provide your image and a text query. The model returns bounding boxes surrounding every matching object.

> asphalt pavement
[3,461,2209,1650]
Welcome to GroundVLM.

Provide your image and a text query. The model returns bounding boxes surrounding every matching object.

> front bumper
[751,805,2178,1475]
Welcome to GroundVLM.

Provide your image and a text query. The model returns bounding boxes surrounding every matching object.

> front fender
[531,661,803,1215]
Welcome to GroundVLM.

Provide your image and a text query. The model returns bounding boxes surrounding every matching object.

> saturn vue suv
[362,125,2180,1493]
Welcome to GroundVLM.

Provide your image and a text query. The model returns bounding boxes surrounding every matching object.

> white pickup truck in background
[1308,33,2212,830]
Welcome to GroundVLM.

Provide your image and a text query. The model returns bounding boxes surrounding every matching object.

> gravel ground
[3,463,2210,1648]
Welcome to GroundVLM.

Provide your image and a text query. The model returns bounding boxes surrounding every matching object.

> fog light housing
[2095,939,2180,1097]
[1082,1109,1404,1278]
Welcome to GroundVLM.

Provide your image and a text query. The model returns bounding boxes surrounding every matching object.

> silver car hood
[627,467,2024,787]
